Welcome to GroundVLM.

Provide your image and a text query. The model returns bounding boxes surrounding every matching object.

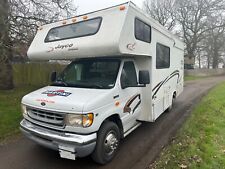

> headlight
[66,113,94,128]
[21,104,27,116]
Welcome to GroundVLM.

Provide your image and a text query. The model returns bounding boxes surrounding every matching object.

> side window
[156,43,170,69]
[121,61,138,88]
[135,18,151,43]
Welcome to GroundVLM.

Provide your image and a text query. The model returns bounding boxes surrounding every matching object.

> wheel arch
[99,114,124,139]
[173,91,177,98]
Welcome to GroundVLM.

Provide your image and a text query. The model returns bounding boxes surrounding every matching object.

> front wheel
[91,121,120,165]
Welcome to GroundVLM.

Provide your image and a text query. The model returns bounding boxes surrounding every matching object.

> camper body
[20,2,184,164]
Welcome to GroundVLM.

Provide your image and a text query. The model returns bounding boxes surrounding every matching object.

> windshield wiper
[52,80,68,87]
[69,83,104,89]
[88,84,104,89]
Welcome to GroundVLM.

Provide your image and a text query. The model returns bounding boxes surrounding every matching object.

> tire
[167,93,176,112]
[91,121,120,165]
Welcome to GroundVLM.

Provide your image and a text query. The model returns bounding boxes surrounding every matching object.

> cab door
[119,61,142,133]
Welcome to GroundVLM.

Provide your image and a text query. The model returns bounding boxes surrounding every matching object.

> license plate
[58,145,76,160]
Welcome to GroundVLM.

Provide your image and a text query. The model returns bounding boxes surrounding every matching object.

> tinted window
[135,18,151,43]
[121,61,138,87]
[45,17,102,42]
[156,43,170,69]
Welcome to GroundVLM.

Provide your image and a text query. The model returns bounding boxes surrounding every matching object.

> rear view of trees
[0,0,13,90]
[143,0,177,31]
[0,0,77,90]
[9,0,77,44]
[144,0,225,68]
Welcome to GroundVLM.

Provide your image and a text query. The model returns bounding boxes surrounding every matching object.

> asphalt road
[1,76,225,169]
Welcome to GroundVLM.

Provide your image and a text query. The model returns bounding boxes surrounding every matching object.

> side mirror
[51,71,57,82]
[139,70,150,85]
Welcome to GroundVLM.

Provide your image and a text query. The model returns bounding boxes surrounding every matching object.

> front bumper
[20,119,96,158]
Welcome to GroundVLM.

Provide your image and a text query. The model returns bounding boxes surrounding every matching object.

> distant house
[184,54,195,69]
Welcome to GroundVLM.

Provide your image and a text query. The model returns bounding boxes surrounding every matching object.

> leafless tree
[0,0,77,90]
[143,0,225,68]
[143,0,177,31]
[9,0,77,44]
[203,18,225,68]
[0,0,14,90]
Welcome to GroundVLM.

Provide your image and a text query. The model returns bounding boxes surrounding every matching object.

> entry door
[120,61,142,132]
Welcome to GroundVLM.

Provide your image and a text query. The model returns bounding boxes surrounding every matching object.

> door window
[121,61,138,88]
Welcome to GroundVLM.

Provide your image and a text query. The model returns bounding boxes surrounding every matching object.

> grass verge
[0,86,39,142]
[150,81,225,169]
[184,75,207,81]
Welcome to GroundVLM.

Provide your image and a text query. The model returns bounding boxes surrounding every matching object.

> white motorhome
[20,2,184,164]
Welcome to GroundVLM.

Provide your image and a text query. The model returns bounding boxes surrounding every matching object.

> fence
[13,63,65,87]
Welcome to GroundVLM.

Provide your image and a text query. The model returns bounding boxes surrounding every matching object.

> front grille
[27,108,65,127]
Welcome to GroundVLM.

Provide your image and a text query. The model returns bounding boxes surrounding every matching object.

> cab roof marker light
[119,6,126,11]
[83,15,88,20]
[72,17,77,23]
[62,20,67,25]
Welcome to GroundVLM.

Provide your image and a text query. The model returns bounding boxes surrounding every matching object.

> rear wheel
[167,92,176,112]
[91,121,120,164]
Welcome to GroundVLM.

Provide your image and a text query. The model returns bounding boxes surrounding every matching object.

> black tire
[167,93,176,112]
[91,121,120,165]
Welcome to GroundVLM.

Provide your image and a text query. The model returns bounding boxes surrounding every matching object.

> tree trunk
[198,55,201,69]
[207,56,210,69]
[0,0,14,90]
[212,48,219,69]
[212,56,219,69]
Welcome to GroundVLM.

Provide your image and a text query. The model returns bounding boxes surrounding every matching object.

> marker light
[62,20,67,25]
[82,113,94,127]
[83,15,88,20]
[120,6,126,11]
[115,101,120,107]
[72,18,77,23]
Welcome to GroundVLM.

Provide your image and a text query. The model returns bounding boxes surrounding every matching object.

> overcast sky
[75,0,145,15]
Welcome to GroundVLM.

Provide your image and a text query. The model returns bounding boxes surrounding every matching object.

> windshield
[52,59,121,89]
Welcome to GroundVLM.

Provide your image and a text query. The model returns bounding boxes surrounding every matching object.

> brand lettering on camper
[55,44,73,50]
[42,90,72,97]
[47,43,74,53]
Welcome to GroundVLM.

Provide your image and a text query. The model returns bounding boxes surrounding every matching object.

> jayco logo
[47,43,74,52]
[42,90,72,97]
[55,44,73,50]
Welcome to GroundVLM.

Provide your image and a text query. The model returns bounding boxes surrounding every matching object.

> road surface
[0,76,225,169]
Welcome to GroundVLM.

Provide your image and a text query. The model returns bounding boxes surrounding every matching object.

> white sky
[75,0,144,15]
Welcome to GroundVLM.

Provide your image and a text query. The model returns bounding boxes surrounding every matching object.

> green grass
[0,86,39,141]
[0,63,65,142]
[151,82,225,169]
[184,75,207,81]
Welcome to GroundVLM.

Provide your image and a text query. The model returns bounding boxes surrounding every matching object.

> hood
[22,86,116,113]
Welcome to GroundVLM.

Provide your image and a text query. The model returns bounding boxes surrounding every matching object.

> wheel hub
[104,132,118,155]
